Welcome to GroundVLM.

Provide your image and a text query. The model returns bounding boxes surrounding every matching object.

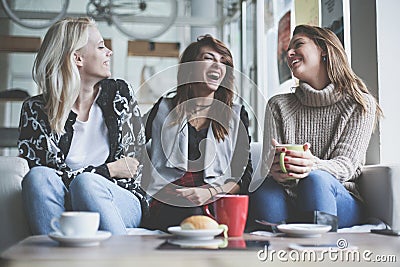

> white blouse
[65,101,109,171]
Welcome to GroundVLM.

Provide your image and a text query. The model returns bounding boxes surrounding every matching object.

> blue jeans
[22,166,142,235]
[248,170,365,228]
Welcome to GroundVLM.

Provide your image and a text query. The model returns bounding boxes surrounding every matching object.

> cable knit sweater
[262,82,376,200]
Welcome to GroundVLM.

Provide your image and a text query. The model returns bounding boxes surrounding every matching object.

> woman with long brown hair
[143,35,252,231]
[249,24,382,231]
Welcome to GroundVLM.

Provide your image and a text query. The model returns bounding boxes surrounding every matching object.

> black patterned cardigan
[17,78,149,217]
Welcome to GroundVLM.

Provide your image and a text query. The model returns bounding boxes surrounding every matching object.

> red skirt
[144,172,211,230]
[150,171,206,208]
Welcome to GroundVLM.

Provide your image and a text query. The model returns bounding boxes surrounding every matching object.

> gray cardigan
[143,97,251,196]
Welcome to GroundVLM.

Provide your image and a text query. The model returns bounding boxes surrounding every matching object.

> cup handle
[203,205,217,221]
[280,152,287,173]
[50,217,61,234]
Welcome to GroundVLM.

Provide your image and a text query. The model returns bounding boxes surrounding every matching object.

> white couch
[0,156,31,253]
[1,143,399,253]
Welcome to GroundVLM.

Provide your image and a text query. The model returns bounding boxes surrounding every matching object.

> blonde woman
[18,17,148,235]
[250,25,383,230]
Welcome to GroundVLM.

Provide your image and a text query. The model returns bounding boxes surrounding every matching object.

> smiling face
[287,33,328,88]
[76,26,112,84]
[191,45,227,95]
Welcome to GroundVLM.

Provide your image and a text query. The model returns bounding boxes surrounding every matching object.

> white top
[65,101,110,171]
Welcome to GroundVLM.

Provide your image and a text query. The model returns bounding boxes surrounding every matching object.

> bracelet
[207,187,213,198]
[123,156,134,178]
[211,187,218,195]
[217,185,224,193]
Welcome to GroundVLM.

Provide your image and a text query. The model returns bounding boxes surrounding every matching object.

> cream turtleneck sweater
[262,82,376,199]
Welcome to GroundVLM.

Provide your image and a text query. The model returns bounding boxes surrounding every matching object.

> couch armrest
[358,164,400,229]
[0,156,31,253]
[249,142,263,193]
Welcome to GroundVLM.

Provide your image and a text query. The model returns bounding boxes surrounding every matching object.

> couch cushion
[359,164,400,229]
[0,156,31,253]
[249,142,264,193]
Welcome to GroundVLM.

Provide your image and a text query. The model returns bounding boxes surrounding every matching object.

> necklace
[189,116,210,130]
[189,104,211,130]
[193,104,212,114]
[196,103,212,107]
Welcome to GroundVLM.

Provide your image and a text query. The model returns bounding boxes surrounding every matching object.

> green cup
[277,144,304,173]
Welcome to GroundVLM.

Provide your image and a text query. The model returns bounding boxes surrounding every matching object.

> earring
[323,56,327,62]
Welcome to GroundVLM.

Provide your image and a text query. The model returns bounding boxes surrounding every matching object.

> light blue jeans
[249,170,365,228]
[22,166,142,235]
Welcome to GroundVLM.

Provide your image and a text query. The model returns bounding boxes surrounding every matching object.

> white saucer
[48,231,112,247]
[168,238,225,248]
[277,224,332,237]
[167,226,223,240]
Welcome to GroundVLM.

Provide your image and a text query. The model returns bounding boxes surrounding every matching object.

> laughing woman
[143,35,253,231]
[249,25,383,230]
[18,17,148,235]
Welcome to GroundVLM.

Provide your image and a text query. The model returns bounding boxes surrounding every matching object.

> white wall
[376,0,400,164]
[348,0,380,164]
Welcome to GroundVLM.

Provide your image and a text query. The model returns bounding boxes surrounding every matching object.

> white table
[1,233,399,267]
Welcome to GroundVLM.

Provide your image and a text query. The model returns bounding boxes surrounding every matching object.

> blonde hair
[33,17,96,134]
[292,24,383,121]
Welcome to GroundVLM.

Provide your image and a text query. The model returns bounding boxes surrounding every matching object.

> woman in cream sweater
[250,25,382,230]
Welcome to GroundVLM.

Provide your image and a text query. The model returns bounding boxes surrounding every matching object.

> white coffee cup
[50,211,100,237]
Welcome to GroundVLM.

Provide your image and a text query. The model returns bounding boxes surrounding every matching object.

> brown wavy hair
[292,24,383,121]
[173,34,235,141]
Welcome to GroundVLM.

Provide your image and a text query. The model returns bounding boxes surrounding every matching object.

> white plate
[48,231,112,247]
[277,224,332,237]
[167,226,223,240]
[168,238,225,248]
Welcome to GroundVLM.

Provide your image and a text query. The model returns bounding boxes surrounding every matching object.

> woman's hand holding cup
[271,139,314,181]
